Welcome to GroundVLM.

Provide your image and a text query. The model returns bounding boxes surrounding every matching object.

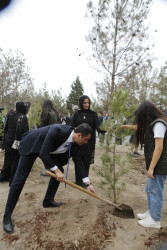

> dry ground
[0,141,167,250]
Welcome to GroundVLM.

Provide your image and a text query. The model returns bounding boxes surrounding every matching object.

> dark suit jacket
[19,124,72,167]
[19,124,87,178]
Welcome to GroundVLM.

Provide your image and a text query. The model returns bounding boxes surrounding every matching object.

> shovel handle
[45,170,121,209]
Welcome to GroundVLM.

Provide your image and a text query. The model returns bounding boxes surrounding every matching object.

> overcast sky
[149,0,167,67]
[0,0,167,98]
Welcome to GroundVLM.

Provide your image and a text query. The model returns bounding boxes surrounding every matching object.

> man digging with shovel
[3,123,95,234]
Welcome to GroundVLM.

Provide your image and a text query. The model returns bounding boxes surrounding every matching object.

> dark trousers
[0,151,14,181]
[4,154,63,217]
[9,150,20,185]
[73,145,91,183]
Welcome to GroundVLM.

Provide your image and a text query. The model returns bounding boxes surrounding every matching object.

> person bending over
[3,123,95,234]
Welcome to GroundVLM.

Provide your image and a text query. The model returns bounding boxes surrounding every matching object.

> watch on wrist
[86,183,91,187]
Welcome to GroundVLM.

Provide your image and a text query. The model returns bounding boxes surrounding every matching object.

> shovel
[45,170,134,218]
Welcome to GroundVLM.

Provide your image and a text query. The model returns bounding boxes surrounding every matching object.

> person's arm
[82,177,95,193]
[147,138,163,178]
[21,116,29,134]
[95,112,106,133]
[70,112,77,127]
[121,124,137,130]
[39,126,63,169]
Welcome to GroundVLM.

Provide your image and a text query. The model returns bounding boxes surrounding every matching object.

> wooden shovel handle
[45,170,121,209]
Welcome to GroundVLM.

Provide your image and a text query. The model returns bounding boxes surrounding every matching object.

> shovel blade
[113,203,135,219]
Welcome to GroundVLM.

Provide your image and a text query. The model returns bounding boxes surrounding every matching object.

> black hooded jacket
[3,101,30,151]
[70,95,101,152]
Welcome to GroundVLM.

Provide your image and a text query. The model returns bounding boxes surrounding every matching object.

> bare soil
[0,142,167,250]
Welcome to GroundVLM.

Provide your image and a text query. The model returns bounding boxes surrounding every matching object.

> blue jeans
[145,174,166,221]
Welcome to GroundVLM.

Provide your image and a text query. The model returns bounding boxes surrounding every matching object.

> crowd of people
[0,97,167,234]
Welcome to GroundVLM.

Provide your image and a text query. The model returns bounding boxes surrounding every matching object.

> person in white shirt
[122,101,167,229]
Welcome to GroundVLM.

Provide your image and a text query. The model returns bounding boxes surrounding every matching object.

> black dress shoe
[43,200,63,208]
[3,215,14,234]
[0,177,10,182]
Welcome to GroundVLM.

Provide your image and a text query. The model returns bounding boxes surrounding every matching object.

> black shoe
[40,172,48,177]
[0,177,10,182]
[43,200,63,208]
[133,151,141,156]
[3,215,14,234]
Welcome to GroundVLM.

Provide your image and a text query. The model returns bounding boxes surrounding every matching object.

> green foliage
[97,89,135,203]
[52,89,68,115]
[0,111,4,148]
[0,107,8,148]
[28,100,41,129]
[66,76,84,112]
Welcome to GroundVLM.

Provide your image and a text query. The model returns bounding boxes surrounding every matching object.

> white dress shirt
[49,131,89,183]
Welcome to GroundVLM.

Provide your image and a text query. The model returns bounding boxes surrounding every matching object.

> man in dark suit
[3,123,95,234]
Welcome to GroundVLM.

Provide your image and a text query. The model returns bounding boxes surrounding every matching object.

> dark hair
[41,99,59,122]
[127,109,138,124]
[136,101,167,146]
[79,95,91,110]
[16,101,31,115]
[74,123,92,136]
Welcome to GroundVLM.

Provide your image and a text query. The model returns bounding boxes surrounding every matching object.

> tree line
[0,0,167,123]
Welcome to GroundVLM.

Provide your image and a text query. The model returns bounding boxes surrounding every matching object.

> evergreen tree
[51,88,68,115]
[98,89,136,203]
[28,100,41,129]
[86,0,152,113]
[66,76,84,112]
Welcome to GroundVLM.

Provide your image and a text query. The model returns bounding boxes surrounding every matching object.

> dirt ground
[1,141,167,250]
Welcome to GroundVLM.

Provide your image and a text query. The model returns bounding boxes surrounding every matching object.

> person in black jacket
[3,123,94,234]
[40,99,60,127]
[70,95,102,187]
[0,101,30,185]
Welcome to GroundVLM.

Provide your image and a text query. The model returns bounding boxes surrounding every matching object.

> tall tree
[150,64,167,109]
[66,76,84,112]
[51,88,68,115]
[35,82,51,106]
[118,60,154,104]
[0,48,34,110]
[0,48,11,108]
[86,0,152,112]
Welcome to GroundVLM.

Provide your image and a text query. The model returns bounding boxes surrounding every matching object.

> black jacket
[70,109,101,152]
[3,112,29,151]
[144,118,167,175]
